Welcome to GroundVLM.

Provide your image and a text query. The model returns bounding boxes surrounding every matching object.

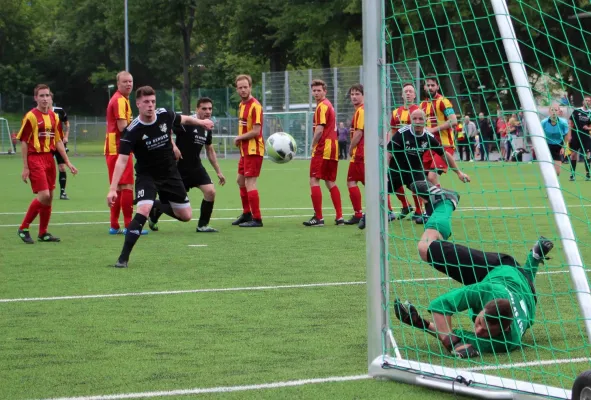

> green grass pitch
[1,155,590,399]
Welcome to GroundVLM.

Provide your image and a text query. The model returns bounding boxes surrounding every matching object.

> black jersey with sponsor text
[174,116,213,170]
[569,107,591,140]
[119,108,181,179]
[387,124,444,180]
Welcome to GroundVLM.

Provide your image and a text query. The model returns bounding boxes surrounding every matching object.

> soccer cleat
[532,236,554,261]
[197,225,219,232]
[17,229,34,244]
[232,212,253,226]
[38,232,61,242]
[358,214,366,230]
[122,228,149,235]
[303,216,324,227]
[397,206,414,220]
[148,220,159,231]
[343,215,362,225]
[388,211,397,221]
[109,227,124,235]
[239,219,263,228]
[113,259,128,268]
[59,192,70,200]
[335,217,345,226]
[570,175,575,181]
[412,212,429,225]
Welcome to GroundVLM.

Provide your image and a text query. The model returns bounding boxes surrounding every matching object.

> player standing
[49,97,71,200]
[344,84,365,226]
[17,84,78,244]
[149,97,226,232]
[303,79,343,227]
[231,75,264,228]
[107,86,214,268]
[420,77,458,187]
[567,95,591,181]
[390,83,424,222]
[105,71,145,235]
[541,104,569,176]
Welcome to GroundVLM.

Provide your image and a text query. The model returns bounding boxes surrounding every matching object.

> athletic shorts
[424,200,455,240]
[548,143,564,161]
[135,172,190,208]
[106,154,134,185]
[347,162,365,185]
[569,134,591,154]
[387,170,427,194]
[309,156,338,182]
[423,147,455,175]
[179,164,213,191]
[28,153,56,194]
[238,155,263,178]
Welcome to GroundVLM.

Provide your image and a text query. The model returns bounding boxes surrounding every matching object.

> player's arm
[20,141,29,183]
[236,124,262,141]
[566,118,574,144]
[179,115,214,130]
[205,144,226,185]
[349,129,363,156]
[311,124,324,147]
[116,119,128,133]
[17,117,32,183]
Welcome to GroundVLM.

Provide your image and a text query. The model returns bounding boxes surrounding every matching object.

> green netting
[382,0,591,396]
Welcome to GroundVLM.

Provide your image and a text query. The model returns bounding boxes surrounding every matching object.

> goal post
[0,118,15,154]
[364,0,591,398]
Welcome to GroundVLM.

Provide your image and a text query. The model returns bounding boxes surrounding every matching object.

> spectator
[455,118,469,162]
[337,121,349,160]
[507,113,520,161]
[496,114,507,161]
[478,112,494,161]
[464,115,477,162]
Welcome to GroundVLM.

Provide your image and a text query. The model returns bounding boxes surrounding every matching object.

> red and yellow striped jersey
[420,93,456,148]
[313,98,338,160]
[390,104,419,134]
[104,91,132,155]
[238,97,264,157]
[17,108,63,154]
[350,104,365,163]
[456,122,465,140]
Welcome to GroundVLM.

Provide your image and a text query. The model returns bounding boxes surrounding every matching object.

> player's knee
[176,209,192,222]
[203,186,216,201]
[325,180,336,190]
[417,240,431,262]
[346,181,356,188]
[38,191,52,205]
[58,164,66,172]
[136,203,152,217]
[236,175,245,186]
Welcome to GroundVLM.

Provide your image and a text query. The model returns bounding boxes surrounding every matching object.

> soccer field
[1,155,591,399]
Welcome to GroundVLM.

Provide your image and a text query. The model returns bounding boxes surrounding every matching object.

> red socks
[395,186,409,208]
[348,186,363,218]
[412,194,423,214]
[330,186,343,220]
[20,199,43,230]
[311,186,323,219]
[39,204,52,235]
[239,186,251,214]
[247,190,261,220]
[121,189,134,228]
[110,191,122,229]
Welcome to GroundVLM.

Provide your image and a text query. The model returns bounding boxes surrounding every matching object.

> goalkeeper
[394,193,554,358]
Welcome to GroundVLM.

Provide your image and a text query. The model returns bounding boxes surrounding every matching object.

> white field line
[187,244,208,247]
[38,375,372,400]
[37,357,591,400]
[2,269,588,304]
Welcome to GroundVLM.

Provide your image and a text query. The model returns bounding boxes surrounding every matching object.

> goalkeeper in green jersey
[394,183,555,358]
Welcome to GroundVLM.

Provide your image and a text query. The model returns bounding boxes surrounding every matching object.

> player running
[344,83,365,227]
[107,86,214,268]
[17,84,78,244]
[420,77,458,188]
[394,191,554,357]
[149,97,226,232]
[49,96,71,200]
[303,79,343,227]
[390,83,424,223]
[231,74,264,228]
[567,94,591,181]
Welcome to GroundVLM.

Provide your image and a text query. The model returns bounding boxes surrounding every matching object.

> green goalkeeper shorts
[424,200,454,239]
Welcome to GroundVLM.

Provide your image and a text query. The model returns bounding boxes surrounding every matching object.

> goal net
[0,118,15,154]
[363,0,591,398]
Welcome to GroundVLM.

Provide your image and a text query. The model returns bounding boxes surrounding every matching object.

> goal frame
[264,111,314,159]
[0,117,14,155]
[362,0,591,399]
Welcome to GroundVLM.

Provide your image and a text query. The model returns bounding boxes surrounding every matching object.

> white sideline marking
[466,357,591,371]
[187,244,208,247]
[38,374,371,400]
[1,269,588,304]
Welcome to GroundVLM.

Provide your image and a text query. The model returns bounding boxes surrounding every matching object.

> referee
[50,96,71,200]
[149,97,226,232]
[541,104,569,176]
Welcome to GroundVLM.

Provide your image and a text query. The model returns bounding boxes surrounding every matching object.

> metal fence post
[284,70,290,112]
[333,67,338,118]
[262,72,266,113]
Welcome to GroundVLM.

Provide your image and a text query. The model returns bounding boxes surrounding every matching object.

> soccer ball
[266,132,297,164]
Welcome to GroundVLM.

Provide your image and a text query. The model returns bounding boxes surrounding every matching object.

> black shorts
[548,143,563,161]
[179,164,213,191]
[569,134,591,154]
[135,171,189,207]
[387,170,427,194]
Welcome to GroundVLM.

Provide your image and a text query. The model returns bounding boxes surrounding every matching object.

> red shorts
[309,156,338,182]
[423,147,455,174]
[238,155,263,177]
[106,154,134,185]
[28,153,56,194]
[347,162,365,185]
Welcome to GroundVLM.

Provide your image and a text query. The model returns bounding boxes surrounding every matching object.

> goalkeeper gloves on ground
[394,299,430,331]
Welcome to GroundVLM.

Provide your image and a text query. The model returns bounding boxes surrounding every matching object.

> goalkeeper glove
[394,299,430,331]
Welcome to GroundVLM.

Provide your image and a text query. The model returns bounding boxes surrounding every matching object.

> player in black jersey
[567,95,591,181]
[148,97,226,232]
[387,109,470,223]
[107,86,214,268]
[49,96,71,200]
